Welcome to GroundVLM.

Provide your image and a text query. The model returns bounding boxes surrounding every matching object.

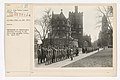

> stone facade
[69,6,83,48]
[43,6,83,48]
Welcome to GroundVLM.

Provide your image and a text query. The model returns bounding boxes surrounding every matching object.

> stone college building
[43,6,83,48]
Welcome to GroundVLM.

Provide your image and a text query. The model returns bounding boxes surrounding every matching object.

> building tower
[101,15,112,46]
[46,9,76,47]
[102,15,109,32]
[69,6,83,48]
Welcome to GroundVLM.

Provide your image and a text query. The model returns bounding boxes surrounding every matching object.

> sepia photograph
[34,4,114,68]
[4,3,116,77]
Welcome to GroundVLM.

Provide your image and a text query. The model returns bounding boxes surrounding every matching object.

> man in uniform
[37,47,42,64]
[42,47,46,63]
[52,47,56,63]
[67,47,70,58]
[45,47,49,65]
[82,47,84,54]
[75,48,79,56]
[40,47,44,63]
[70,47,73,61]
[97,47,99,52]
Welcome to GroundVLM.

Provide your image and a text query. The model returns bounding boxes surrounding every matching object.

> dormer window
[79,25,82,28]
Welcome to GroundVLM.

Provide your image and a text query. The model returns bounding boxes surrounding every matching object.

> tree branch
[97,7,105,15]
[97,6,113,31]
[34,27,43,40]
[34,8,52,41]
[103,6,113,30]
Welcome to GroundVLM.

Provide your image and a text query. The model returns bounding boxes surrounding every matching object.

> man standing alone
[67,47,73,61]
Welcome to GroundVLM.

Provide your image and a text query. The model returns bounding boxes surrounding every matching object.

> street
[64,48,112,67]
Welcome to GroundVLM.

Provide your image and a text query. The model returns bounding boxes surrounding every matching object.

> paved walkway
[35,48,103,68]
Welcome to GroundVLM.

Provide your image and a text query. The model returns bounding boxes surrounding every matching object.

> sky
[34,4,102,43]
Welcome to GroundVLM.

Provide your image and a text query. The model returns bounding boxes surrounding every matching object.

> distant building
[98,14,112,47]
[83,35,91,47]
[102,15,109,32]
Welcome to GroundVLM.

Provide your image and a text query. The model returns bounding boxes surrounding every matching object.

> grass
[63,48,113,67]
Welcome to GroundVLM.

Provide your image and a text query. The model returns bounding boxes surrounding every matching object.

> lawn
[63,48,113,67]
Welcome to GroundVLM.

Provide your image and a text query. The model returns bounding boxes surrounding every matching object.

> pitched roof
[52,11,66,20]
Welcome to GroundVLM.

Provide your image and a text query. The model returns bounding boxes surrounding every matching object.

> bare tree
[34,9,52,43]
[97,6,113,47]
[96,6,113,31]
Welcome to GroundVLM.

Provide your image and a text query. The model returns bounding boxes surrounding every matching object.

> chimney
[75,6,78,13]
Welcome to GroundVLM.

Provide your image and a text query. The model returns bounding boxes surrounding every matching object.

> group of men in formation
[37,46,79,65]
[37,45,99,65]
[82,47,99,53]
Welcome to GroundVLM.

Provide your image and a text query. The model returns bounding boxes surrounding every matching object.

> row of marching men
[82,47,99,53]
[37,46,79,65]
